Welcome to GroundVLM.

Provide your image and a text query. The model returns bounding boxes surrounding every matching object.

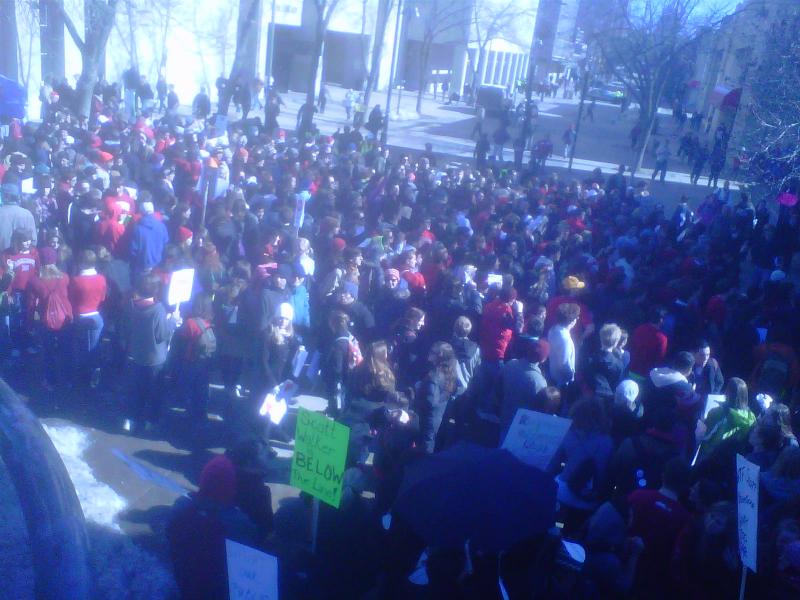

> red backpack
[336,334,364,370]
[43,290,73,331]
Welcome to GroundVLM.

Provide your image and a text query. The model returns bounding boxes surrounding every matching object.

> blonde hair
[454,316,472,337]
[600,323,622,350]
[39,263,65,280]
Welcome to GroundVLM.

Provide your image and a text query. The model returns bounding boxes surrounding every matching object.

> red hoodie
[479,298,515,361]
[629,323,669,376]
[5,248,40,292]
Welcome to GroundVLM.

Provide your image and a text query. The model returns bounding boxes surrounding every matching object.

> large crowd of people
[2,77,800,599]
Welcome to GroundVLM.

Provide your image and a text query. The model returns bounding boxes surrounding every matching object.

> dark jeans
[40,327,68,386]
[219,354,243,393]
[177,358,211,420]
[127,361,165,425]
[8,291,30,352]
[72,313,104,385]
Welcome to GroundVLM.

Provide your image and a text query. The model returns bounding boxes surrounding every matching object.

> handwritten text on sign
[736,454,759,573]
[225,539,278,600]
[290,408,350,508]
[502,409,572,470]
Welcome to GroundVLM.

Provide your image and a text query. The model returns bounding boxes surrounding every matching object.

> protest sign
[736,454,759,573]
[225,539,278,600]
[290,408,350,508]
[703,394,726,419]
[501,409,572,470]
[167,268,195,306]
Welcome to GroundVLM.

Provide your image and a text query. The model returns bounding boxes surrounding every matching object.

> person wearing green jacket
[698,377,756,459]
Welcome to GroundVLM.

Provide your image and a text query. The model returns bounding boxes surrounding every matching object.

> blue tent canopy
[0,76,26,119]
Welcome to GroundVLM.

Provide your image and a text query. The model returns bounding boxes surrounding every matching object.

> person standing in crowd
[68,249,107,388]
[414,341,459,453]
[121,273,178,433]
[129,201,169,275]
[27,247,71,390]
[499,336,549,433]
[192,86,212,120]
[548,302,580,393]
[651,141,670,183]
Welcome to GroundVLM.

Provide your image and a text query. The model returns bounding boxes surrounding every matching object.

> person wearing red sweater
[68,249,108,388]
[103,179,136,219]
[95,204,127,257]
[5,229,40,355]
[28,247,72,389]
[629,307,669,380]
[476,288,521,417]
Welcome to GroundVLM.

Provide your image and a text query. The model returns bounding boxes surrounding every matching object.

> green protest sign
[290,408,350,508]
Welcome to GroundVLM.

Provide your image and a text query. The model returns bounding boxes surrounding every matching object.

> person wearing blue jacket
[129,200,169,273]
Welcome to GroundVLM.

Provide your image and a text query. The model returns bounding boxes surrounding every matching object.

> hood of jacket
[650,367,688,388]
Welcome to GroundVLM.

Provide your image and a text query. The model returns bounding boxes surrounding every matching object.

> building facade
[689,0,800,161]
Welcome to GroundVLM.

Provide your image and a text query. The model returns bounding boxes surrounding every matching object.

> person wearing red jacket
[27,247,72,389]
[476,288,521,418]
[103,178,136,219]
[5,229,40,355]
[629,307,669,381]
[68,249,108,388]
[95,204,127,257]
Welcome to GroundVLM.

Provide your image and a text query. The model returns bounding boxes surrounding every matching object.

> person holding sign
[167,455,260,600]
[120,274,179,433]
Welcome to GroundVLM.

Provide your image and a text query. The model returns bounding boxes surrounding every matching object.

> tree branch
[55,1,86,52]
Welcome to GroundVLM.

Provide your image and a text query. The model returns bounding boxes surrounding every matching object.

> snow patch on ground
[43,423,127,531]
[41,423,178,599]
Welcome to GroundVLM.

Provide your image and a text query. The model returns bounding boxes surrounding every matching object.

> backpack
[43,290,72,331]
[192,318,217,359]
[336,334,363,370]
[757,349,791,399]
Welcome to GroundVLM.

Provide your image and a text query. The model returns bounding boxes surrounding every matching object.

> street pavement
[264,85,739,202]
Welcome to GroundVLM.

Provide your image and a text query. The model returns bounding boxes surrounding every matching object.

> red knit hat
[198,455,237,505]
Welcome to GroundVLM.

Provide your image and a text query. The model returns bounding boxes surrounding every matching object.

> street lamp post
[381,0,404,145]
[568,63,589,172]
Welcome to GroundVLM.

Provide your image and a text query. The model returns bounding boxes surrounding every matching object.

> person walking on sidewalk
[563,124,576,159]
[651,142,670,183]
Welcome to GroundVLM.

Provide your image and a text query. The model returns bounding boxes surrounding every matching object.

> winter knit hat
[615,380,640,408]
[198,455,237,506]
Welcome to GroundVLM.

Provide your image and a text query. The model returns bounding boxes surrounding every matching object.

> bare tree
[57,0,120,119]
[16,1,40,91]
[0,0,20,81]
[415,0,467,113]
[594,0,712,174]
[471,0,533,87]
[307,0,341,107]
[362,0,395,109]
[216,0,262,116]
[747,11,800,192]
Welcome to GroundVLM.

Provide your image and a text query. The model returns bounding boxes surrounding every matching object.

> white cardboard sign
[501,408,572,470]
[736,454,759,573]
[167,268,195,306]
[226,539,279,600]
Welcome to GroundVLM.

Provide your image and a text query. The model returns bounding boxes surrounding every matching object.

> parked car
[587,84,625,104]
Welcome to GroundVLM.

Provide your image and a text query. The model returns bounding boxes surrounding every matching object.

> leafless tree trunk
[58,0,120,120]
[217,0,262,116]
[362,0,394,110]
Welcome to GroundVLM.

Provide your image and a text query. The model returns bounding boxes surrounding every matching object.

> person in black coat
[321,309,360,415]
[689,339,724,396]
[586,323,626,403]
[413,341,459,453]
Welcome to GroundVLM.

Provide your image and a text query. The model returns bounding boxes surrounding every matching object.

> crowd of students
[1,80,800,599]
